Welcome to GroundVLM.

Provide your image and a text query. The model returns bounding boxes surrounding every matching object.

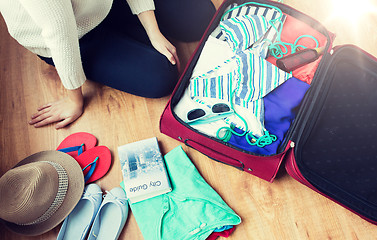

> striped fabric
[189,3,290,135]
[223,4,279,22]
[234,49,291,104]
[220,15,270,52]
[190,49,291,124]
[190,71,235,103]
[212,4,281,41]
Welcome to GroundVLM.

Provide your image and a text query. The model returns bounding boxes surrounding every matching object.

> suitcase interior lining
[297,46,377,221]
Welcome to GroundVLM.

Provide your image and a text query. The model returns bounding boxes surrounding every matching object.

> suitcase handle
[184,139,244,170]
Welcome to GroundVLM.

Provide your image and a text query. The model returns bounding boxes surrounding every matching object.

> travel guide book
[118,137,172,203]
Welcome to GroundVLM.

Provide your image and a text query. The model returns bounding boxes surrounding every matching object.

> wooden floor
[1,0,377,239]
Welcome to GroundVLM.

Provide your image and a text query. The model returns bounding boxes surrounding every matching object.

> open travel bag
[160,0,377,224]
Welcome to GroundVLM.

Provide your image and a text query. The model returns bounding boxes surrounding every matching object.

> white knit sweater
[0,0,155,89]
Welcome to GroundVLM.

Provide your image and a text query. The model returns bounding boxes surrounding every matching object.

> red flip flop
[56,132,97,158]
[75,146,112,184]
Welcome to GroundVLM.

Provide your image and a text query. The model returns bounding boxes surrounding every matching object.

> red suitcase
[160,0,377,224]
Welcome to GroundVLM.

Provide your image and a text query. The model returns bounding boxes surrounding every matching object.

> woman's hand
[29,87,84,129]
[148,30,179,66]
[137,10,180,69]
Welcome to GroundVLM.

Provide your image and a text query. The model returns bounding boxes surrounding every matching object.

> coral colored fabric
[266,14,329,84]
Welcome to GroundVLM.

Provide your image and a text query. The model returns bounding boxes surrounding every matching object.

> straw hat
[0,150,84,236]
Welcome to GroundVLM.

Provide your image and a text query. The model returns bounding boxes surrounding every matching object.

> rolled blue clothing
[128,146,241,240]
[227,77,310,155]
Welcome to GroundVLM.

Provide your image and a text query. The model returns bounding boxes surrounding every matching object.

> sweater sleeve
[18,0,86,89]
[126,0,155,15]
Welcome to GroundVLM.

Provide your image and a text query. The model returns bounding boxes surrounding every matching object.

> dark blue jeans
[40,0,216,98]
